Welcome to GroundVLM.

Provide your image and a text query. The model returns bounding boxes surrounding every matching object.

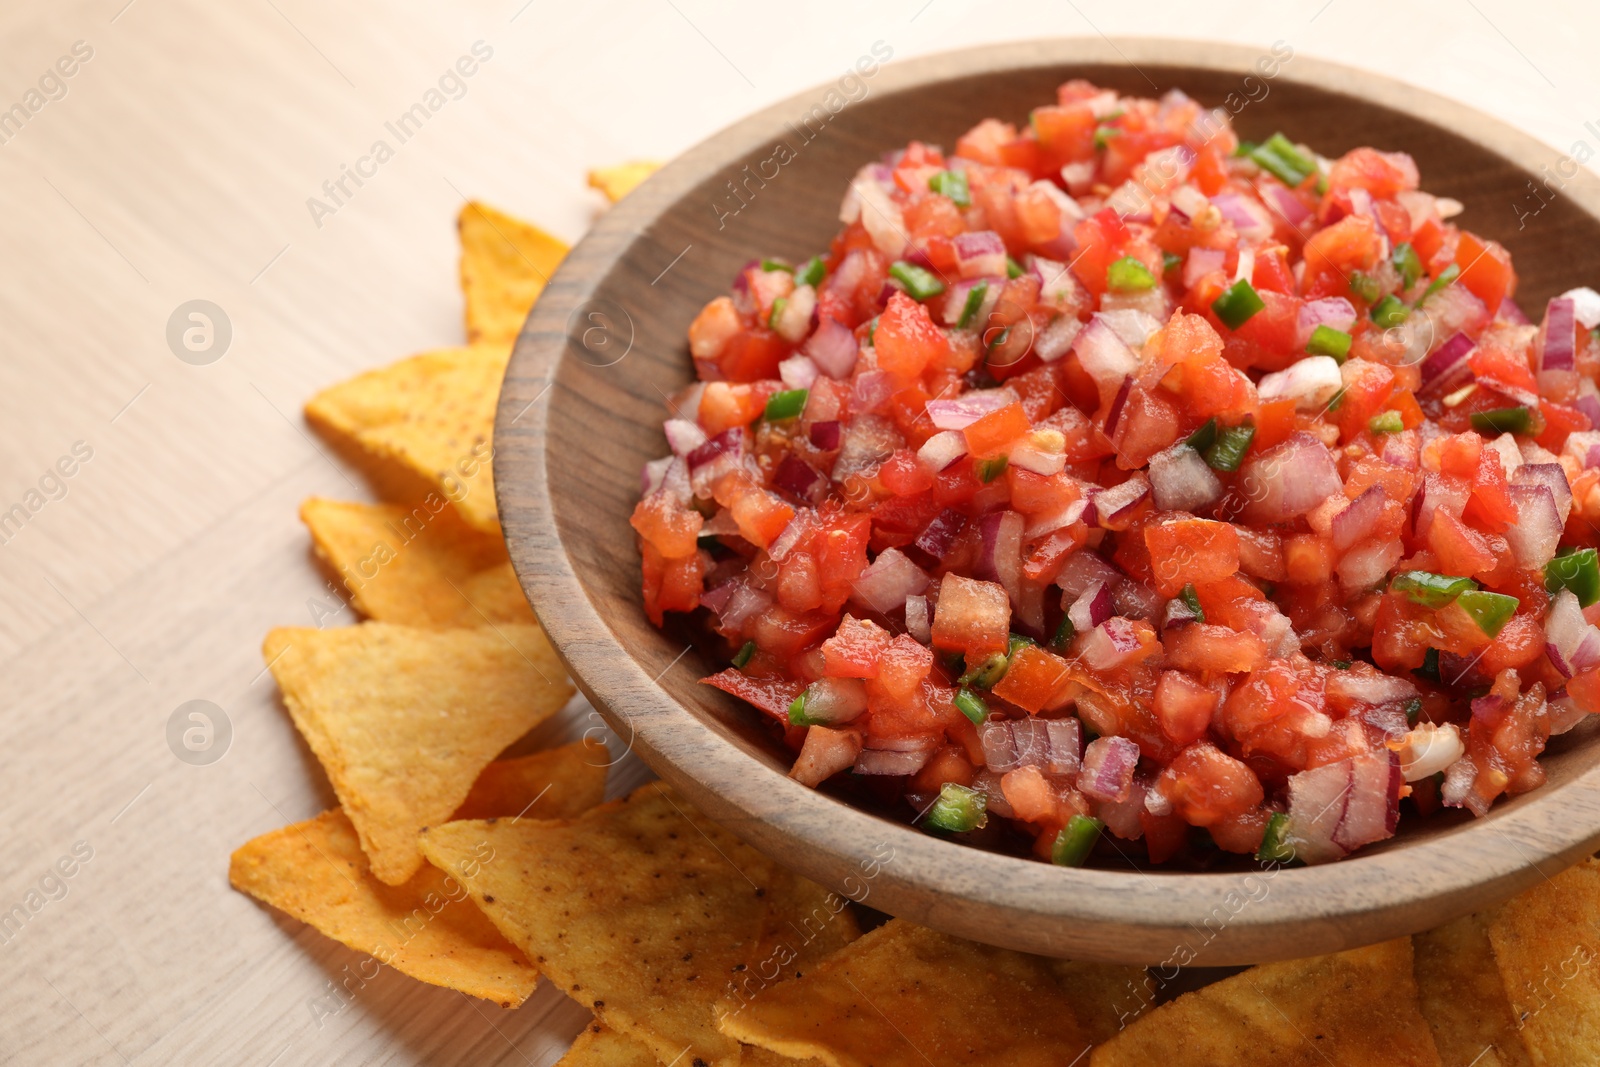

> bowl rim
[496,35,1600,965]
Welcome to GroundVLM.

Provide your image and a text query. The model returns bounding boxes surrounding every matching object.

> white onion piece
[1336,540,1403,595]
[772,284,816,343]
[1296,297,1357,347]
[1393,723,1464,782]
[1060,161,1094,196]
[641,455,673,497]
[1096,309,1163,350]
[1548,691,1591,736]
[1233,245,1255,284]
[1488,433,1523,479]
[1257,356,1344,410]
[853,746,933,776]
[1170,183,1210,221]
[803,317,859,379]
[1184,247,1226,289]
[1024,497,1088,540]
[853,175,907,257]
[778,354,819,391]
[1009,433,1068,476]
[1057,550,1123,601]
[1147,443,1222,511]
[1032,257,1083,310]
[1034,315,1084,362]
[1562,286,1600,329]
[953,230,1007,279]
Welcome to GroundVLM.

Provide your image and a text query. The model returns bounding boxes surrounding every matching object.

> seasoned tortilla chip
[263,621,573,884]
[418,781,858,1067]
[1090,938,1440,1066]
[1487,858,1600,1064]
[300,497,532,629]
[304,344,509,533]
[722,918,1138,1067]
[459,200,568,346]
[1415,910,1531,1067]
[587,162,660,203]
[557,1023,813,1067]
[228,741,604,1005]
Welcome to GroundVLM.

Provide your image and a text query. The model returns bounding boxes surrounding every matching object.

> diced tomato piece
[1030,103,1097,164]
[1163,624,1269,675]
[879,449,935,496]
[1154,670,1220,746]
[640,540,706,625]
[1455,231,1516,312]
[1155,742,1264,827]
[931,574,1011,662]
[964,402,1032,459]
[822,615,891,678]
[1144,519,1241,598]
[991,645,1075,714]
[1327,147,1419,199]
[1427,509,1498,578]
[630,491,703,558]
[876,635,934,702]
[1302,215,1382,299]
[876,291,950,379]
[702,668,805,721]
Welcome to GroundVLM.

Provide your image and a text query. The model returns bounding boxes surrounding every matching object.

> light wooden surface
[3,1,1599,1062]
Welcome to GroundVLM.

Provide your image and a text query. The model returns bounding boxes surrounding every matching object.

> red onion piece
[778,354,819,391]
[953,230,1007,279]
[664,417,708,457]
[1068,581,1114,634]
[1103,375,1134,437]
[1081,618,1148,671]
[1419,332,1476,391]
[916,429,968,472]
[852,369,895,413]
[1257,356,1343,409]
[790,727,863,787]
[699,579,735,614]
[853,745,933,776]
[687,426,744,470]
[1023,497,1089,540]
[1073,319,1139,391]
[1412,471,1470,540]
[1284,750,1401,864]
[904,594,931,644]
[1262,183,1312,228]
[833,414,902,483]
[1504,483,1561,568]
[1563,287,1600,329]
[913,508,967,560]
[975,510,1024,605]
[720,581,772,630]
[1542,296,1578,371]
[1092,472,1151,528]
[1563,430,1600,470]
[849,547,929,613]
[641,455,672,496]
[1148,442,1223,511]
[1057,550,1124,601]
[1549,690,1591,736]
[1497,297,1530,324]
[1239,433,1343,523]
[1296,297,1357,347]
[1576,388,1600,430]
[809,420,841,450]
[802,317,859,379]
[1513,463,1573,525]
[941,276,1003,327]
[1331,484,1385,551]
[1545,589,1600,678]
[1381,429,1420,470]
[1170,183,1209,221]
[1162,594,1201,629]
[1184,247,1225,289]
[926,389,1016,430]
[1034,315,1084,363]
[1210,192,1274,243]
[1331,750,1402,852]
[1078,736,1140,802]
[980,718,1082,775]
[773,455,824,500]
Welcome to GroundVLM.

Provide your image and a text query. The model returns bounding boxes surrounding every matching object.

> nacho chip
[1415,910,1531,1067]
[229,741,605,1005]
[418,781,858,1067]
[301,497,533,629]
[304,344,509,532]
[1487,858,1600,1064]
[1090,937,1440,1066]
[459,200,568,346]
[263,621,573,884]
[721,918,1138,1067]
[558,1023,814,1067]
[587,161,661,204]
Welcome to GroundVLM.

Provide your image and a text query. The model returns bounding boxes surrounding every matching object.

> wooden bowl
[496,38,1600,965]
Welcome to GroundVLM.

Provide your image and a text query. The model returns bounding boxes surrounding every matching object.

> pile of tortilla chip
[231,174,1600,1066]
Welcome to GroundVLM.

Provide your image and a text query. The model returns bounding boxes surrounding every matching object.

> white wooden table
[2,1,1596,1062]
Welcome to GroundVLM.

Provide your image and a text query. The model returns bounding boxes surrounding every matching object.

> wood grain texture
[498,38,1600,967]
[5,0,1600,1061]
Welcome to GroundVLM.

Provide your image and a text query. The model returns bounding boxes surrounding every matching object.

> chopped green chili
[1051,815,1105,867]
[954,688,990,725]
[1331,660,1352,670]
[786,690,811,726]
[1368,411,1404,435]
[1179,583,1205,622]
[1094,126,1120,150]
[959,652,1010,690]
[732,640,755,669]
[1052,613,1075,650]
[1404,697,1422,727]
[1211,278,1266,330]
[1457,590,1519,639]
[1420,263,1461,304]
[1370,294,1409,328]
[1307,324,1353,363]
[1006,256,1025,279]
[977,455,1009,483]
[889,260,946,301]
[1256,812,1297,864]
[1546,548,1600,607]
[928,169,971,207]
[1392,242,1423,290]
[957,281,989,329]
[1390,571,1477,609]
[925,782,988,833]
[767,296,788,330]
[1162,250,1183,274]
[1204,420,1256,472]
[764,388,809,421]
[760,258,792,273]
[1348,271,1383,303]
[1185,417,1219,453]
[1470,407,1534,435]
[795,255,827,288]
[1107,255,1158,292]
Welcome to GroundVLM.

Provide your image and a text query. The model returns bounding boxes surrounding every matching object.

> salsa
[632,79,1600,867]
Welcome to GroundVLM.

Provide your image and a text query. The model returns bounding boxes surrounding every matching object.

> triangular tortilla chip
[1090,938,1440,1066]
[304,344,509,533]
[1487,857,1600,1063]
[300,497,533,629]
[1415,910,1531,1067]
[418,781,858,1067]
[228,741,606,1005]
[263,621,573,884]
[721,918,1139,1067]
[558,1023,815,1067]
[587,162,661,203]
[458,200,568,346]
